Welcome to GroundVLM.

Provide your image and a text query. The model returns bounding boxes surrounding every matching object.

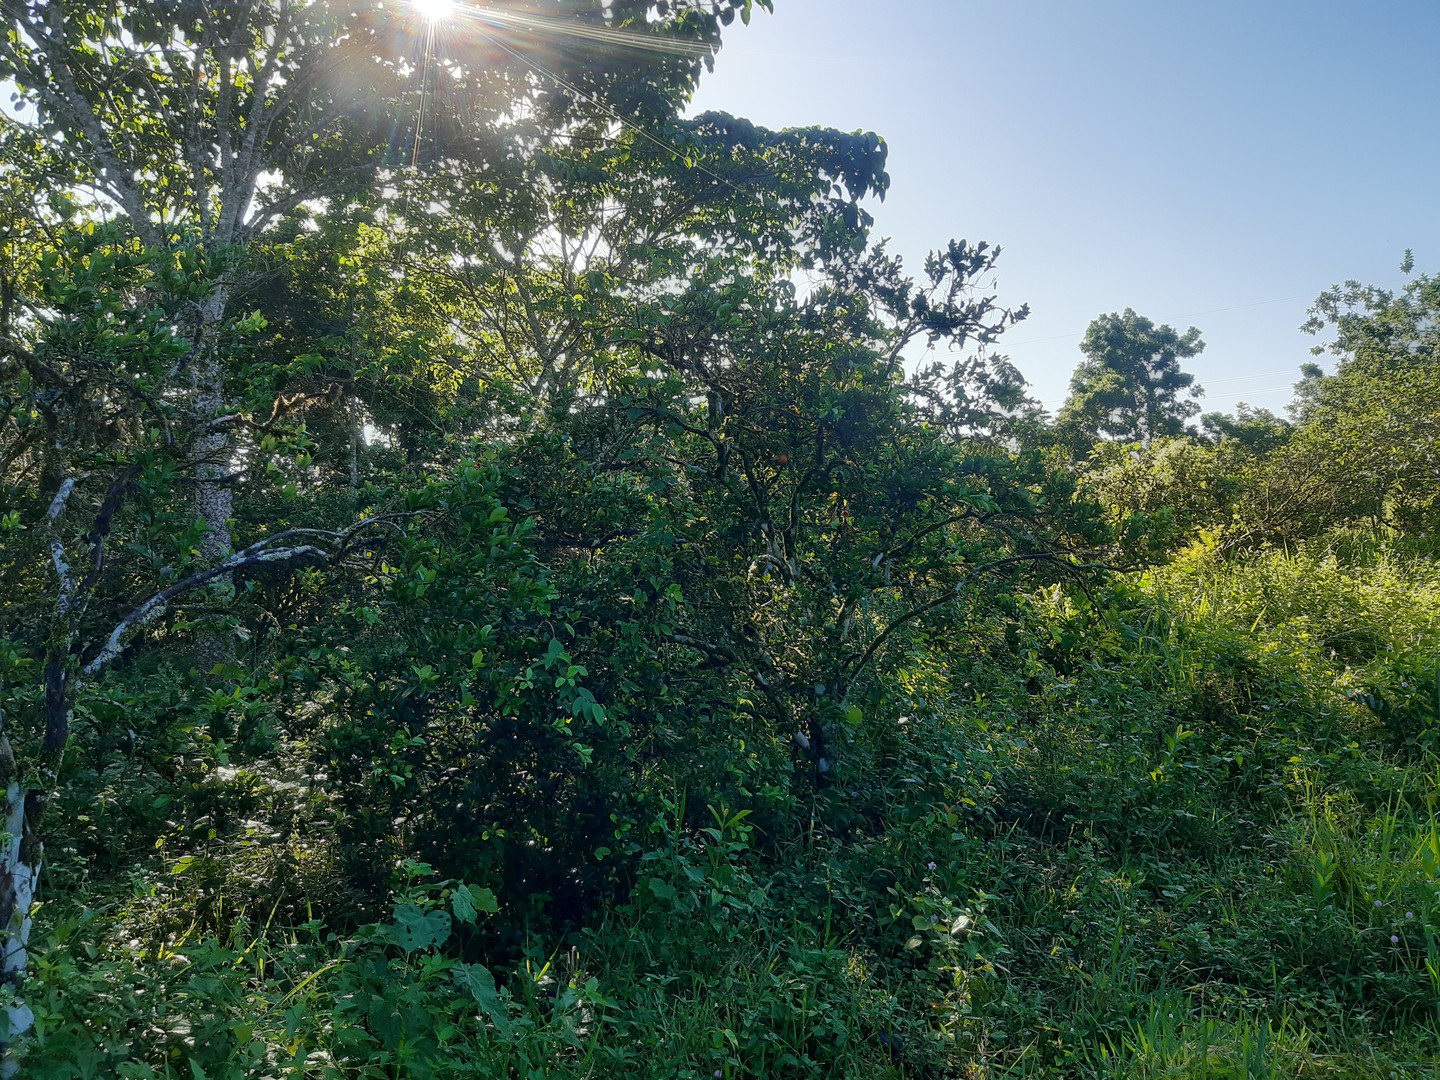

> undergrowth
[23,532,1440,1078]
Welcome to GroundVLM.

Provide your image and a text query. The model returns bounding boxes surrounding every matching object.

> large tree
[0,0,751,563]
[0,0,762,1062]
[1057,308,1205,451]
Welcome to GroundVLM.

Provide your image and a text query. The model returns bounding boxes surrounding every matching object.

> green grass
[22,532,1440,1078]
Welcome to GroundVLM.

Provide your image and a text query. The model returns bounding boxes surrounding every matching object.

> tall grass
[22,532,1440,1077]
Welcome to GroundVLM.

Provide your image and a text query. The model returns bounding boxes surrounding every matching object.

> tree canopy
[1057,308,1205,451]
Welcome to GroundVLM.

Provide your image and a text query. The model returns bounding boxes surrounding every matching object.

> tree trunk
[192,287,234,564]
[349,398,362,493]
[0,646,74,1071]
[0,718,39,1077]
[192,287,235,670]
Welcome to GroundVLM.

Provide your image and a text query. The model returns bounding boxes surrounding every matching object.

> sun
[412,0,456,22]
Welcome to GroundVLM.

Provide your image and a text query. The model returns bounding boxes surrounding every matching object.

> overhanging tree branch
[80,517,409,678]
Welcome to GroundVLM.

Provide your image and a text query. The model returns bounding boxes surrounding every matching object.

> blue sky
[688,0,1440,419]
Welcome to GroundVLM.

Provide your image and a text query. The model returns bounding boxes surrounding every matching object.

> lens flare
[412,0,455,22]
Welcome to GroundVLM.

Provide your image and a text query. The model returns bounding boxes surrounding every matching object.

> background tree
[1291,262,1440,533]
[1171,262,1440,548]
[1056,308,1204,451]
[1286,360,1330,423]
[1199,402,1291,455]
[1079,437,1244,560]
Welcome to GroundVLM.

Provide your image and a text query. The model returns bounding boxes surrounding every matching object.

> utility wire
[1006,294,1314,349]
[1039,383,1300,409]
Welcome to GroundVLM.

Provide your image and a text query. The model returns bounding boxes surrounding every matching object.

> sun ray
[448,3,715,58]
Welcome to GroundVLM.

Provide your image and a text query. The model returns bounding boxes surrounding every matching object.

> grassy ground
[24,533,1440,1077]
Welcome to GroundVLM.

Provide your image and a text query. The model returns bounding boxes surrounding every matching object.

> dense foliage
[1,3,1438,1077]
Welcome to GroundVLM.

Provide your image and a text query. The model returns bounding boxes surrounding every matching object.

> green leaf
[388,903,451,952]
[454,963,511,1031]
[451,883,499,924]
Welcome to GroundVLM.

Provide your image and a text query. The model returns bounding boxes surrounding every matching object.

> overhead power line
[1005,294,1314,349]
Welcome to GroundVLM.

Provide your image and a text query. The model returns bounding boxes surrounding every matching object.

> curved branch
[839,552,1090,699]
[79,516,408,678]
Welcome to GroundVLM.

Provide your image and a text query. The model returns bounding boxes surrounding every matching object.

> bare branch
[664,633,736,663]
[44,477,77,523]
[228,0,293,240]
[0,337,65,388]
[80,516,409,678]
[45,478,78,613]
[81,539,326,678]
[75,464,143,604]
[241,164,378,240]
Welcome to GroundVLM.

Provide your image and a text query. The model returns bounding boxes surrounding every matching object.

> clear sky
[687,0,1440,419]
